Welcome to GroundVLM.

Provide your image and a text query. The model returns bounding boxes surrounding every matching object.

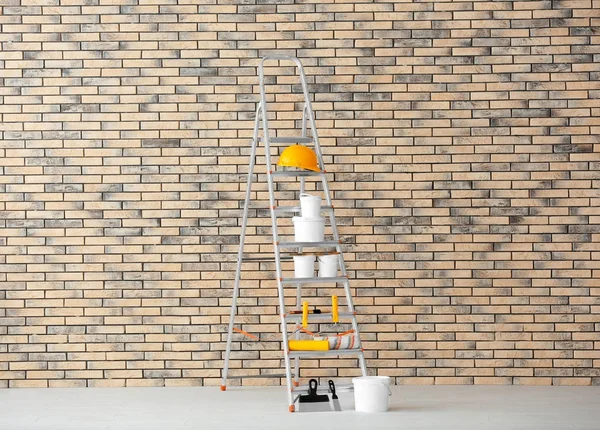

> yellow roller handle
[332,295,339,323]
[289,339,329,351]
[302,301,308,328]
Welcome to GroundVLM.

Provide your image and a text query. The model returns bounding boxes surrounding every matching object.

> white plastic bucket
[352,376,391,413]
[300,193,321,218]
[318,254,338,277]
[292,216,324,242]
[293,255,314,278]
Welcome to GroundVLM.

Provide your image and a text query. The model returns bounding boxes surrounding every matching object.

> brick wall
[1,0,600,388]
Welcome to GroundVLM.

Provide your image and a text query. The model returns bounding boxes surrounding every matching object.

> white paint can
[299,193,321,218]
[352,376,392,413]
[293,255,315,278]
[292,216,325,242]
[318,254,338,277]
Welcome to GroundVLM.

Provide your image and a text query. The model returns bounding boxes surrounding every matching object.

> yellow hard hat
[277,145,321,172]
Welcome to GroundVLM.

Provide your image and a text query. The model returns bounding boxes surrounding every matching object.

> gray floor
[0,385,599,430]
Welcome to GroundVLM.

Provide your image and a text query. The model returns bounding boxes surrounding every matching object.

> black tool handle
[328,380,338,399]
[308,379,318,396]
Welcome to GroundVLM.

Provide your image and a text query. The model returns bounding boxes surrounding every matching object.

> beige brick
[0,0,598,390]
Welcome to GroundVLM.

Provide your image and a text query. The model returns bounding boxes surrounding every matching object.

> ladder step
[273,205,333,215]
[259,136,313,144]
[281,276,348,285]
[278,241,339,249]
[285,312,355,323]
[288,349,363,358]
[271,171,325,178]
[227,374,294,379]
[242,256,293,262]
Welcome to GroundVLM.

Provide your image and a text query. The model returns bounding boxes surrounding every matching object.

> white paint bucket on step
[318,254,338,277]
[299,193,321,218]
[292,216,324,242]
[352,376,391,413]
[293,255,315,278]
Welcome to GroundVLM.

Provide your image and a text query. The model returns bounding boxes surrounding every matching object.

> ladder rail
[259,57,295,410]
[221,103,261,390]
[294,57,368,377]
[294,60,326,173]
[295,170,305,387]
[292,54,368,376]
[297,58,368,376]
[302,104,308,138]
[264,53,368,381]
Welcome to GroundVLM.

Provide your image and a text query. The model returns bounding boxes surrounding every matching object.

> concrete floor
[0,385,599,430]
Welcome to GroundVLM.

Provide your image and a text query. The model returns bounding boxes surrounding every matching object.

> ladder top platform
[277,241,340,249]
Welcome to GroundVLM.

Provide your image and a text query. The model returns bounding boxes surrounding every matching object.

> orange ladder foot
[220,385,226,391]
[289,405,295,413]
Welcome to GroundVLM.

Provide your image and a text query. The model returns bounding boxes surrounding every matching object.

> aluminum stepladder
[220,54,367,412]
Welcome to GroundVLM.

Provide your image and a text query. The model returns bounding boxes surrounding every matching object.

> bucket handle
[377,380,392,396]
[362,379,392,396]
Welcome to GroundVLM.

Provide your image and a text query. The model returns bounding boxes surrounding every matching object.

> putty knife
[329,380,342,411]
[298,379,331,412]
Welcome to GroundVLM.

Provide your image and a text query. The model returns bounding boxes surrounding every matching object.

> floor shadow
[388,404,435,412]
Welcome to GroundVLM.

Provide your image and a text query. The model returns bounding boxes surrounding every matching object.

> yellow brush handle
[332,295,339,323]
[302,301,308,328]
